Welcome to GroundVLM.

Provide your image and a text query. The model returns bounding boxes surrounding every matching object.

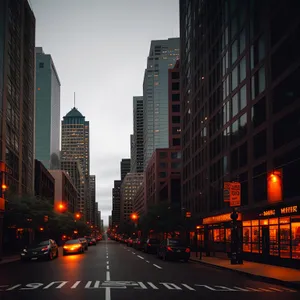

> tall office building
[0,0,35,194]
[35,47,61,169]
[111,180,121,228]
[143,38,180,169]
[180,0,300,267]
[120,158,131,181]
[61,107,90,217]
[60,160,84,213]
[131,96,144,173]
[89,175,96,225]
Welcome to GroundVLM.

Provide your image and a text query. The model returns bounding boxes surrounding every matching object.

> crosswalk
[0,281,298,293]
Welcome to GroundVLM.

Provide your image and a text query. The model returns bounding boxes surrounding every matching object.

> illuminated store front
[202,212,242,254]
[242,204,300,267]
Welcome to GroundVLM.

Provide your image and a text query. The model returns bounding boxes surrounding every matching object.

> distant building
[61,107,90,218]
[112,180,122,228]
[131,96,144,173]
[0,0,36,194]
[60,160,84,213]
[89,175,96,224]
[34,160,55,204]
[49,170,78,213]
[35,47,61,169]
[120,173,144,224]
[109,215,112,228]
[120,159,131,181]
[143,38,180,168]
[133,181,146,217]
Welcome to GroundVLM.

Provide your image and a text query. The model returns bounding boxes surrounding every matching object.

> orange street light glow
[131,213,138,220]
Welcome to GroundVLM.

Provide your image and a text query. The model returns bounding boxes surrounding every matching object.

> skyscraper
[120,159,131,181]
[143,38,180,169]
[35,47,61,169]
[131,96,144,173]
[61,107,90,217]
[112,180,121,228]
[89,175,96,225]
[0,0,36,194]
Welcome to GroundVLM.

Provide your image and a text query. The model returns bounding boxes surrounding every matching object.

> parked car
[144,238,160,253]
[20,239,59,261]
[79,237,88,250]
[157,238,190,262]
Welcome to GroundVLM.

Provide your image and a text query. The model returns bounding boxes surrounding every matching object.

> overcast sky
[30,0,179,225]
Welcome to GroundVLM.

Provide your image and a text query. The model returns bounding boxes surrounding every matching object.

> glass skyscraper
[35,47,61,169]
[143,38,180,169]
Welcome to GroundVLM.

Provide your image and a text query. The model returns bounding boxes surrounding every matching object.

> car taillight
[138,241,140,244]
[148,243,151,246]
[185,248,191,253]
[167,246,173,252]
[41,246,49,251]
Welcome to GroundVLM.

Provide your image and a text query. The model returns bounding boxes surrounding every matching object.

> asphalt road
[0,239,298,300]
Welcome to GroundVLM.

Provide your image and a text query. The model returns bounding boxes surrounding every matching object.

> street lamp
[130,213,138,221]
[75,213,81,220]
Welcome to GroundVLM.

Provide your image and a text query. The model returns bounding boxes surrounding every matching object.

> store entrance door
[261,226,270,257]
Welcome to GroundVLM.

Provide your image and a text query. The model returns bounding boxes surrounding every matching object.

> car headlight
[23,249,27,253]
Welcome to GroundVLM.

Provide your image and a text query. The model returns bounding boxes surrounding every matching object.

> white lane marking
[71,281,81,289]
[147,282,159,289]
[160,283,182,290]
[107,265,110,270]
[281,287,297,292]
[132,252,136,254]
[106,271,110,281]
[105,287,111,300]
[106,261,109,265]
[6,285,21,291]
[257,288,273,292]
[268,287,283,292]
[137,282,147,289]
[145,260,150,263]
[182,284,196,291]
[234,287,250,291]
[137,255,144,260]
[153,264,162,269]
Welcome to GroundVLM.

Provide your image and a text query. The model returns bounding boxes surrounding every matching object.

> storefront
[242,203,300,268]
[202,212,242,255]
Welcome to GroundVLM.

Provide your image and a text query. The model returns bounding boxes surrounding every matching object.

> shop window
[269,220,279,256]
[291,221,300,259]
[252,225,260,253]
[280,219,291,258]
[243,225,251,252]
[213,228,225,242]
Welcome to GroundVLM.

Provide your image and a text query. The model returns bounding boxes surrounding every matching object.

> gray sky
[30,0,179,225]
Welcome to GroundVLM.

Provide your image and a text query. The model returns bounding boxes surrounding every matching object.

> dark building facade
[120,158,131,182]
[34,159,55,204]
[1,0,36,194]
[145,149,181,208]
[131,96,144,173]
[168,59,181,149]
[180,0,300,267]
[112,180,121,228]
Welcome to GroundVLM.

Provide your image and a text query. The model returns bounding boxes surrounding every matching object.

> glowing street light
[75,213,81,219]
[131,213,138,220]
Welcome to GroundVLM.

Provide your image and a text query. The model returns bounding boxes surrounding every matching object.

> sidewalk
[190,252,300,290]
[0,255,20,265]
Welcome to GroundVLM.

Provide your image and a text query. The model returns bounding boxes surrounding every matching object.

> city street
[0,240,298,300]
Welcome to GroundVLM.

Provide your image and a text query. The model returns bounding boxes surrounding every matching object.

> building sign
[258,205,299,218]
[281,206,297,214]
[230,182,241,207]
[259,209,276,217]
[203,212,242,225]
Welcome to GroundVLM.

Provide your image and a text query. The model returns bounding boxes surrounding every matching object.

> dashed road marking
[137,255,144,260]
[153,264,162,269]
[132,252,136,254]
[107,265,110,270]
[145,260,150,263]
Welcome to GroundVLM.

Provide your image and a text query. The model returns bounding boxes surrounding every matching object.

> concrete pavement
[0,240,298,300]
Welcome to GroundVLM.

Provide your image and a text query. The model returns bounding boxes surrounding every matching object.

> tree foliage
[3,194,91,236]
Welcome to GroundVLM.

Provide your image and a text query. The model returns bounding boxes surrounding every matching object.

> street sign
[0,197,4,210]
[230,182,241,207]
[223,182,231,202]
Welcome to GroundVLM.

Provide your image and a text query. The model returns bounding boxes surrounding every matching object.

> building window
[251,97,266,128]
[39,62,44,68]
[253,130,266,159]
[159,172,167,178]
[172,116,180,124]
[172,105,180,112]
[251,66,266,99]
[172,94,180,101]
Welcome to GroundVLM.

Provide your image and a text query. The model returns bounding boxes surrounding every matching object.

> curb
[189,258,300,291]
